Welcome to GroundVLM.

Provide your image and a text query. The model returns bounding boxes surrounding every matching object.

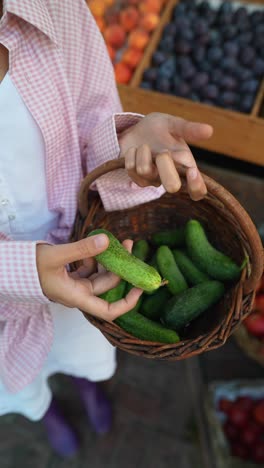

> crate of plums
[118,0,264,166]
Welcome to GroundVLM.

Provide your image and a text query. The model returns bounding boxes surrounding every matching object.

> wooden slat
[251,78,264,117]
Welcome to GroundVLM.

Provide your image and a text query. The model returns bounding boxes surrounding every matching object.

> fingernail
[94,234,108,248]
[188,167,198,180]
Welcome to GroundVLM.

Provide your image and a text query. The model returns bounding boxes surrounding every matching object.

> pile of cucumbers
[89,219,245,344]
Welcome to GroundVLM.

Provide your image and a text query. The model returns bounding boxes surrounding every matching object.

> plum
[219,91,238,106]
[236,67,253,81]
[198,1,211,14]
[221,76,238,91]
[233,7,248,23]
[173,3,188,18]
[240,79,259,94]
[240,46,256,66]
[194,19,208,36]
[143,67,158,83]
[250,10,264,27]
[219,1,233,16]
[199,61,211,73]
[221,25,238,40]
[152,51,168,67]
[159,57,177,79]
[221,57,238,72]
[163,22,177,37]
[237,32,253,45]
[193,46,206,64]
[202,84,219,100]
[175,82,191,98]
[155,77,171,93]
[159,36,175,53]
[207,47,223,63]
[175,40,192,55]
[177,29,195,42]
[180,64,196,80]
[209,30,221,45]
[254,58,264,77]
[191,72,209,90]
[197,33,211,46]
[211,68,224,85]
[223,41,239,57]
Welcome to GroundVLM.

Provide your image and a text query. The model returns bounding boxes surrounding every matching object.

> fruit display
[140,0,264,113]
[243,275,264,340]
[218,392,264,464]
[90,219,245,343]
[86,0,167,83]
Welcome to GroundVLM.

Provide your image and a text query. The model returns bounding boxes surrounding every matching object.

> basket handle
[78,158,263,295]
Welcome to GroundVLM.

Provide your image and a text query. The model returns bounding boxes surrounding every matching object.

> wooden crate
[118,0,264,167]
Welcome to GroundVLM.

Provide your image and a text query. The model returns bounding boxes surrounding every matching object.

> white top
[0,74,116,421]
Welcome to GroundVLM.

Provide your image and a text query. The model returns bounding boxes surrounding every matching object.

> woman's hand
[36,234,142,321]
[119,112,213,201]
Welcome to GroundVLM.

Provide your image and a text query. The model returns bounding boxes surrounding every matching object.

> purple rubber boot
[72,377,112,434]
[42,398,79,457]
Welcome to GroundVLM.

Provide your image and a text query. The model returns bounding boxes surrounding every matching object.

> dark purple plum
[237,32,253,45]
[250,10,263,27]
[174,82,191,98]
[223,41,239,57]
[159,36,175,53]
[237,18,251,33]
[221,76,238,91]
[178,56,192,68]
[240,79,259,94]
[152,51,168,67]
[239,95,255,113]
[173,2,188,18]
[194,19,208,37]
[155,77,171,94]
[256,24,264,35]
[207,47,223,63]
[199,61,211,73]
[173,17,191,30]
[221,57,237,72]
[140,81,152,90]
[193,46,206,64]
[175,40,192,55]
[177,29,195,42]
[205,10,217,26]
[211,68,224,85]
[219,1,233,16]
[240,46,256,66]
[236,67,253,81]
[197,33,210,46]
[254,58,264,78]
[202,84,219,100]
[221,25,238,40]
[233,7,248,23]
[191,72,209,90]
[209,30,221,45]
[143,67,158,83]
[199,1,211,14]
[158,57,177,80]
[180,64,196,80]
[163,22,177,37]
[219,91,238,106]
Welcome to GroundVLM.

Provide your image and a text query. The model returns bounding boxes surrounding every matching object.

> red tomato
[241,422,262,446]
[235,396,255,413]
[253,401,264,426]
[229,404,249,428]
[244,313,264,338]
[223,420,239,441]
[218,397,233,414]
[231,442,249,460]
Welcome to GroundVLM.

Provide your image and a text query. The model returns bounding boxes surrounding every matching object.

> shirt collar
[4,0,58,45]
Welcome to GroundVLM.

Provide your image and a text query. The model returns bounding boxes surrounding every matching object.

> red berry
[241,422,261,446]
[252,441,264,464]
[229,404,249,428]
[253,401,264,426]
[244,313,264,338]
[223,420,239,441]
[235,396,254,413]
[231,442,249,460]
[218,398,233,414]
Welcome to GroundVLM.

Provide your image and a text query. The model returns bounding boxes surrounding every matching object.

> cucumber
[149,252,160,272]
[156,246,188,295]
[115,310,180,343]
[151,227,185,247]
[132,240,150,262]
[141,287,171,320]
[162,281,225,330]
[88,229,163,292]
[173,249,210,285]
[185,220,241,281]
[99,280,127,302]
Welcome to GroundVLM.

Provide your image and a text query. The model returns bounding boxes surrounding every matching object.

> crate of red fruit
[234,275,264,366]
[206,380,264,467]
[118,0,264,166]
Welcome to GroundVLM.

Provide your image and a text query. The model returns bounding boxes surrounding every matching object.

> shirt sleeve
[0,240,51,310]
[75,1,166,212]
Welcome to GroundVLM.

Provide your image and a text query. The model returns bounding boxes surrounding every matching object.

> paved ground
[0,156,263,468]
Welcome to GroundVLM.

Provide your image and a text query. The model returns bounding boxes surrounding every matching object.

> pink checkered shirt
[0,0,164,393]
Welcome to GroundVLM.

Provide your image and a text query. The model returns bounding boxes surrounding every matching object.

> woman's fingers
[155,151,181,193]
[186,167,207,201]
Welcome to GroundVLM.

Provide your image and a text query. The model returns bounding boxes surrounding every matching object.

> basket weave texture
[70,158,264,361]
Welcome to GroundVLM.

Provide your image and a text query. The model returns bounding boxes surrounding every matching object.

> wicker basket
[70,158,264,361]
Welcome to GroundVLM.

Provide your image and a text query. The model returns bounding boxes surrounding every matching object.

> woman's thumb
[51,234,109,267]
